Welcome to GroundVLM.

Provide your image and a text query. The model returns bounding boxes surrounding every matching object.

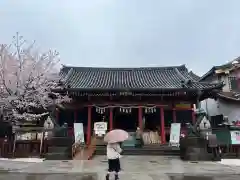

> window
[229,77,240,92]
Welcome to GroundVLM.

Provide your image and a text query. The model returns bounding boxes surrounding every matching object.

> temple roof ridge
[61,64,188,72]
[60,64,223,91]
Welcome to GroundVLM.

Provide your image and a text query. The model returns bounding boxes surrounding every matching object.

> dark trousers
[108,158,121,173]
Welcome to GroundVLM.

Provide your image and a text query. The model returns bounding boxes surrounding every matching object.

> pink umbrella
[104,129,129,143]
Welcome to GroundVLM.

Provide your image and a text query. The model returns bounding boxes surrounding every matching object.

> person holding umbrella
[104,129,129,180]
[106,142,122,180]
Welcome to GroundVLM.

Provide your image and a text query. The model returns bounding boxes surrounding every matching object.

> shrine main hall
[54,65,222,145]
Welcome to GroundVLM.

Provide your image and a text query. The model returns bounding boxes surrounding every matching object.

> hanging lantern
[129,108,132,113]
[145,108,148,113]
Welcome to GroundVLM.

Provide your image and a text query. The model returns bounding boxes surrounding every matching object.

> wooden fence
[0,126,67,158]
[0,138,49,158]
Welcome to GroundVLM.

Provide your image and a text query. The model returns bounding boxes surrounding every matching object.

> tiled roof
[218,92,240,101]
[200,56,240,81]
[60,65,223,91]
[189,71,201,81]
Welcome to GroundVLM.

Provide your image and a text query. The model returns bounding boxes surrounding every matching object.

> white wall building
[200,58,240,122]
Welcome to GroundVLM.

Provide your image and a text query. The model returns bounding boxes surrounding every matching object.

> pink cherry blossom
[0,33,71,123]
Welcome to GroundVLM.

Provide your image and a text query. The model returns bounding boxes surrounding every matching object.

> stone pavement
[0,156,239,180]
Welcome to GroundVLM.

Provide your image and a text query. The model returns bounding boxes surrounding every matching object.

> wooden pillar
[109,107,113,131]
[138,106,143,130]
[87,106,92,145]
[191,104,196,125]
[160,107,166,144]
[74,110,77,123]
[173,108,176,123]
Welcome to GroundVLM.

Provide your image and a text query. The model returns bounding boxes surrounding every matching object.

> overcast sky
[1,0,240,75]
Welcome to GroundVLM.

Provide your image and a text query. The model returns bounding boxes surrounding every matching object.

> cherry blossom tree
[0,33,70,123]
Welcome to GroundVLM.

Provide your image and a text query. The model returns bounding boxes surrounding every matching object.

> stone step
[48,146,70,153]
[95,147,180,156]
[95,150,180,156]
[143,145,180,150]
[95,145,179,151]
[48,137,74,147]
[44,152,71,160]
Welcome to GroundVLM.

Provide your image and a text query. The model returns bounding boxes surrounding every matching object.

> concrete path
[0,156,239,180]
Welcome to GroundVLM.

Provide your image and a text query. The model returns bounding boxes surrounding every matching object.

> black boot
[106,174,109,180]
[115,174,119,180]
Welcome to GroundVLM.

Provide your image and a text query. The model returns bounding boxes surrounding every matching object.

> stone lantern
[199,115,212,140]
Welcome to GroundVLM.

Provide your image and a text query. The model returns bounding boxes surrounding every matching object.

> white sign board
[230,131,240,144]
[169,123,181,147]
[74,123,84,143]
[94,122,107,137]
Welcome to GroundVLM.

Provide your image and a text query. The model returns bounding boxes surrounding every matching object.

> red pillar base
[138,107,143,130]
[109,107,113,131]
[160,107,166,144]
[87,106,92,145]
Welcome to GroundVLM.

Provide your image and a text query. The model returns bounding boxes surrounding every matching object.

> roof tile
[61,65,222,91]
